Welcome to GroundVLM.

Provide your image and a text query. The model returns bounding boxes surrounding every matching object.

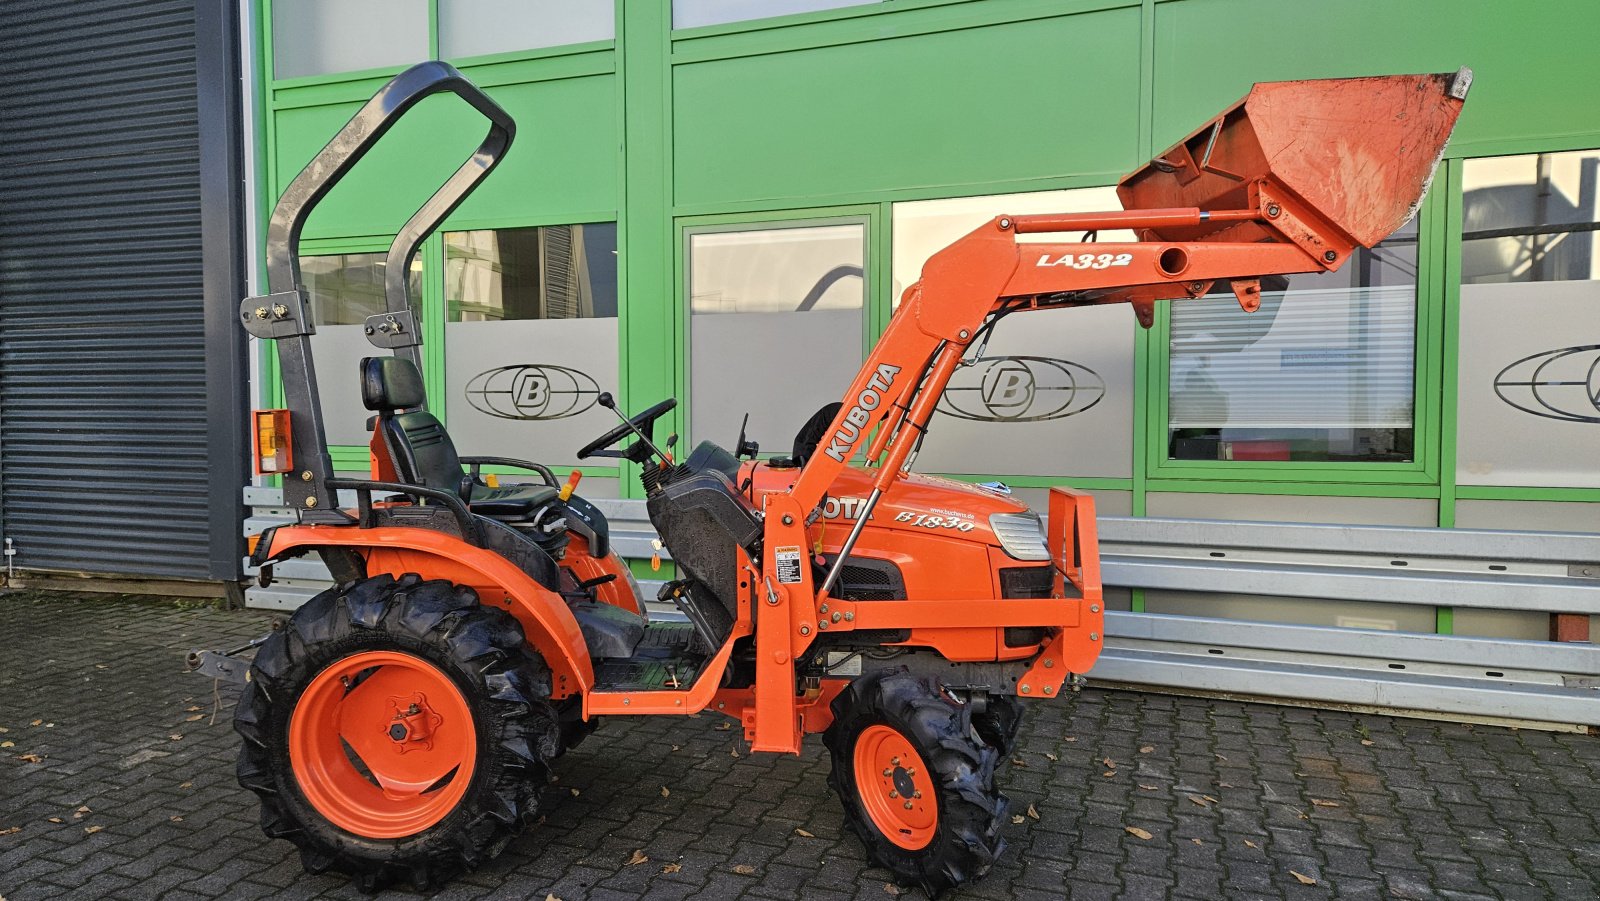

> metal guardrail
[243,488,1600,727]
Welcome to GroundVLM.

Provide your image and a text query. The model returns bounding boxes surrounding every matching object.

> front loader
[206,61,1470,894]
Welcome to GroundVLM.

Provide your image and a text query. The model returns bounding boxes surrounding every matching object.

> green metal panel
[1150,0,1600,157]
[671,5,1143,209]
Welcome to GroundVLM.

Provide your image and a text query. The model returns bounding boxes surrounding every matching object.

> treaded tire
[234,573,559,892]
[824,669,1008,896]
[972,694,1025,759]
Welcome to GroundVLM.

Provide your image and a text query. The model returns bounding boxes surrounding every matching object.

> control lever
[734,412,760,460]
[597,392,674,463]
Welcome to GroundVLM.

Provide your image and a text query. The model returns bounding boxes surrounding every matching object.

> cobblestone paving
[1,592,1598,900]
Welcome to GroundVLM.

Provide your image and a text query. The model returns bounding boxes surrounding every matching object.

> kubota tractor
[198,61,1470,894]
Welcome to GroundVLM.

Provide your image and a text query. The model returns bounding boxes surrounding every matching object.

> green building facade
[248,0,1599,652]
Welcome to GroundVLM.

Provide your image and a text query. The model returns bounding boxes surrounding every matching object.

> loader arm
[785,69,1472,529]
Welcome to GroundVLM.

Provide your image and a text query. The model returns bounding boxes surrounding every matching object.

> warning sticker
[774,546,804,584]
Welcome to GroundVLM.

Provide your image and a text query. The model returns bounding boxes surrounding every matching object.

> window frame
[1141,183,1449,486]
[676,207,883,451]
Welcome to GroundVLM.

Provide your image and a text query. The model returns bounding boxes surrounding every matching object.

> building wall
[250,0,1600,637]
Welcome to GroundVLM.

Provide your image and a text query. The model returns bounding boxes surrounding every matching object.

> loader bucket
[1118,69,1472,248]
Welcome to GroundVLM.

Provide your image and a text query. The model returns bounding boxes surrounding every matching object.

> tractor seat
[360,356,559,519]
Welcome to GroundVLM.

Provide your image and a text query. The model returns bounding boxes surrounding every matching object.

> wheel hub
[387,693,443,752]
[853,725,938,850]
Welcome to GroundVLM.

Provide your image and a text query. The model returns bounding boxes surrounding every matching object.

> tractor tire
[234,573,559,892]
[823,669,1009,896]
[972,694,1025,759]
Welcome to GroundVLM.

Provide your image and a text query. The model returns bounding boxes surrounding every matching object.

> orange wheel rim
[289,650,477,839]
[853,724,938,850]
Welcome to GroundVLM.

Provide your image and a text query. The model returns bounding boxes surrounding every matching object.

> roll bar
[243,61,516,515]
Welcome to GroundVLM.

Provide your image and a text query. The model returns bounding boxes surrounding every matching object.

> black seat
[360,356,559,519]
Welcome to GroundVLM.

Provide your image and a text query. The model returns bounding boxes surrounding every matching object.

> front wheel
[823,670,1008,895]
[234,573,560,891]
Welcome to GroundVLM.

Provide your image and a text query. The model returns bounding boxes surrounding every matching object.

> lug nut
[904,801,914,810]
[883,768,893,777]
[889,790,898,798]
[913,791,921,799]
[891,757,900,766]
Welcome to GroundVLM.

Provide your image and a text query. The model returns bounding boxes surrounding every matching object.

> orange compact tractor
[202,62,1469,893]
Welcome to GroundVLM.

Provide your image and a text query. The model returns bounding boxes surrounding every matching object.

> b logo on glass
[465,365,601,421]
[938,356,1105,423]
[1493,345,1600,424]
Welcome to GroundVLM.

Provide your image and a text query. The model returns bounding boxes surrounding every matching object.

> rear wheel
[235,573,559,891]
[823,670,1008,895]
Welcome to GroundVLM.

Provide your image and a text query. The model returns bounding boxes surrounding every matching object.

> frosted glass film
[440,1,614,59]
[674,0,879,29]
[273,0,428,79]
[688,224,865,454]
[302,254,421,447]
[892,188,1135,478]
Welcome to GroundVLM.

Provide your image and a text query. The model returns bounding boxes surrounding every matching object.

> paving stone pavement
[1,591,1598,900]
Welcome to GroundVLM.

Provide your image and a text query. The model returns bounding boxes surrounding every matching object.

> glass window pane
[444,224,620,467]
[688,223,865,454]
[303,253,423,447]
[1456,150,1600,489]
[673,0,880,29]
[439,0,614,60]
[1167,222,1418,463]
[272,0,428,80]
[1462,150,1600,284]
[891,188,1136,479]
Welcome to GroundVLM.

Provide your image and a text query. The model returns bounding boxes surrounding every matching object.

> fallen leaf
[185,715,204,723]
[730,748,740,758]
[1187,795,1211,807]
[545,895,564,901]
[1010,757,1028,768]
[1042,752,1058,762]
[884,884,902,896]
[1138,783,1158,791]
[44,724,53,728]
[170,815,184,822]
[1191,838,1203,845]
[1102,771,1116,778]
[17,754,43,764]
[1310,799,1340,808]
[1290,870,1317,886]
[186,706,202,712]
[1361,739,1375,747]
[732,864,756,875]
[47,817,63,824]
[0,726,6,732]
[0,742,13,749]
[1204,795,1219,804]
[1026,804,1040,820]
[1125,827,1153,840]
[95,664,109,669]
[1219,782,1235,789]
[84,825,104,835]
[569,788,581,797]
[168,734,183,742]
[795,828,815,838]
[1102,757,1116,769]
[1011,815,1025,825]
[0,826,19,836]
[1244,839,1259,849]
[29,720,41,727]
[1063,736,1076,742]
[670,745,680,752]
[178,782,192,790]
[661,862,682,874]
[1215,753,1227,761]
[73,806,90,819]
[660,787,670,798]
[716,722,733,731]
[626,849,649,866]
[1139,746,1154,754]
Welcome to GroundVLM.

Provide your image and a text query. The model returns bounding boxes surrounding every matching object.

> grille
[1000,565,1054,648]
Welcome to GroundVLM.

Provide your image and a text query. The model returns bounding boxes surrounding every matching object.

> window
[1462,150,1599,285]
[686,222,866,454]
[891,188,1136,479]
[443,224,619,467]
[272,0,428,80]
[302,253,423,447]
[439,1,614,60]
[673,0,880,29]
[1166,220,1419,464]
[1456,150,1600,488]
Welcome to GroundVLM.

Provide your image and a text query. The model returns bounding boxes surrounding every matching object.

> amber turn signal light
[253,409,293,475]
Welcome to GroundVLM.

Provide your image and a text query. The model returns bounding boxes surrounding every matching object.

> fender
[259,524,594,699]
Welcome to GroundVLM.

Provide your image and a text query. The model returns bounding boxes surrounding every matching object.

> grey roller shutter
[0,0,243,580]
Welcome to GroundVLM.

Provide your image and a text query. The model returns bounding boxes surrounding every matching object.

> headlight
[989,512,1049,561]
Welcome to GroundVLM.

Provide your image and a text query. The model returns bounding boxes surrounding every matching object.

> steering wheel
[576,394,678,460]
